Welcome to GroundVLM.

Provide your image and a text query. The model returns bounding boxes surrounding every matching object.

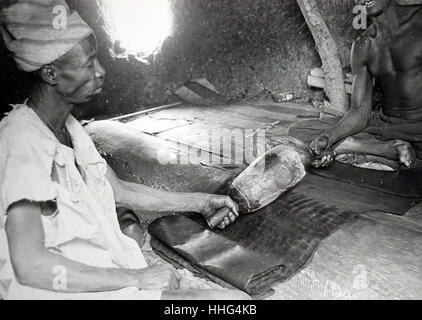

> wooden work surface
[117,101,422,299]
[119,101,320,164]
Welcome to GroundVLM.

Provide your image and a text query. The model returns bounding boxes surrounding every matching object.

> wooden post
[297,0,350,114]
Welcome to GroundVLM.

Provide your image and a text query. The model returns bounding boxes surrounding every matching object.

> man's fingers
[169,268,181,290]
[169,278,178,291]
[310,136,330,157]
[224,198,239,217]
[228,212,236,223]
[312,160,321,168]
[310,140,323,155]
[217,212,236,229]
[172,276,180,290]
[310,143,321,156]
[164,265,180,280]
[224,216,230,226]
[320,154,332,167]
[171,267,182,281]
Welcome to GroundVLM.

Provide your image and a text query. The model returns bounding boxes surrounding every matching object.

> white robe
[0,102,161,300]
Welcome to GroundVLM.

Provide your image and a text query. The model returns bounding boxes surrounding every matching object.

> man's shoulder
[0,106,55,153]
[351,26,378,68]
[353,26,376,52]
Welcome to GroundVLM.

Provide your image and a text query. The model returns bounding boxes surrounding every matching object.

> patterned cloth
[0,102,161,300]
[0,0,93,72]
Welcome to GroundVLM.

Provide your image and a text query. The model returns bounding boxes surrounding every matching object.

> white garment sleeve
[0,133,57,215]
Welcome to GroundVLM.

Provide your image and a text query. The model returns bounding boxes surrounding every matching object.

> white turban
[0,0,94,72]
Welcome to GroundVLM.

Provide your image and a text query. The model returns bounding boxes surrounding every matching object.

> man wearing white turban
[0,0,248,300]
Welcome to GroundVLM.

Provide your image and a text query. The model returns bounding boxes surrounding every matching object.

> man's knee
[288,118,338,145]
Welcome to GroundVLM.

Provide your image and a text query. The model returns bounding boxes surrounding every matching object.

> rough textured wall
[0,0,31,117]
[317,0,360,68]
[1,0,360,119]
[163,0,316,101]
[160,0,359,102]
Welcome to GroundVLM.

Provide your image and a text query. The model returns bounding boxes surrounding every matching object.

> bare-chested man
[289,0,422,169]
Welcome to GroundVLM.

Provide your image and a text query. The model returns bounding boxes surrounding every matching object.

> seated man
[289,0,422,169]
[0,0,249,300]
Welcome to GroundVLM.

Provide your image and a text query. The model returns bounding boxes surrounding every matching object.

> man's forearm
[17,249,140,293]
[116,180,209,213]
[324,109,369,146]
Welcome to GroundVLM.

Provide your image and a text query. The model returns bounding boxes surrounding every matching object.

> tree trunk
[297,0,349,113]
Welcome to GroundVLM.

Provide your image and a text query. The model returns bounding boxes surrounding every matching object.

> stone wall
[0,0,360,119]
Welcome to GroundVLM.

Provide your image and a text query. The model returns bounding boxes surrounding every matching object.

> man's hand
[310,134,331,156]
[309,135,335,168]
[311,151,335,168]
[201,195,239,229]
[136,265,181,291]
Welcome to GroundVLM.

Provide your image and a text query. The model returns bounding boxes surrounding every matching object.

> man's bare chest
[368,29,422,77]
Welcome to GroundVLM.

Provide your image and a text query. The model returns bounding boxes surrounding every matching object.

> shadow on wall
[1,0,361,120]
[0,0,27,117]
[0,38,33,118]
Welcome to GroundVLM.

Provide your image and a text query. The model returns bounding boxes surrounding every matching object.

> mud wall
[0,0,360,119]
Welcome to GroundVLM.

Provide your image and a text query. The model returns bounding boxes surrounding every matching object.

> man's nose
[94,58,106,79]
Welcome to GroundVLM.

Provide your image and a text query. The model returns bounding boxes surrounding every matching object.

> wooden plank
[308,75,352,94]
[150,102,318,122]
[246,103,320,117]
[129,102,305,163]
[125,116,193,134]
[214,104,306,122]
[152,107,276,130]
[158,122,266,165]
[241,101,319,112]
[107,102,183,121]
[158,123,224,159]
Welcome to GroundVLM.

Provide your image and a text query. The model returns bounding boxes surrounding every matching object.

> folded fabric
[149,164,420,297]
[149,189,358,297]
[150,215,286,296]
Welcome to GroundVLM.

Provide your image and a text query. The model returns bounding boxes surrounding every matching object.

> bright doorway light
[101,0,173,57]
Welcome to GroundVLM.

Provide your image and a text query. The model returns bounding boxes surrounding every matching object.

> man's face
[53,36,106,104]
[362,0,392,16]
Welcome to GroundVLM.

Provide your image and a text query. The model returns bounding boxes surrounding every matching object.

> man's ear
[40,65,59,85]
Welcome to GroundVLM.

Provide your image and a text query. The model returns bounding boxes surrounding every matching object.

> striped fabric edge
[6,26,93,42]
[6,0,69,10]
[5,21,89,29]
[10,36,93,46]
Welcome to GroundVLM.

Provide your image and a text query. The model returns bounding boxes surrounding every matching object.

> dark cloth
[149,190,358,297]
[288,111,422,159]
[309,161,422,199]
[148,162,420,297]
[116,207,141,231]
